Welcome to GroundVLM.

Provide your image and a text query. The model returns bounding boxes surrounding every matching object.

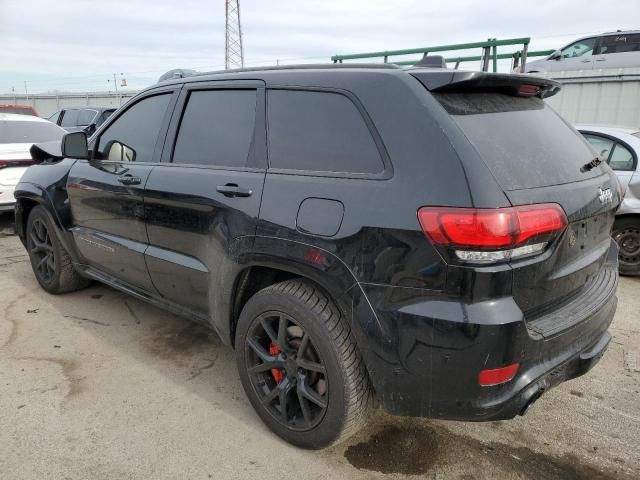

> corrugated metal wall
[544,68,640,128]
[0,92,139,118]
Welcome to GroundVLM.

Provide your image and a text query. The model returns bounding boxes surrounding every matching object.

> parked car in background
[0,104,39,116]
[578,124,640,275]
[524,30,640,73]
[48,107,116,136]
[0,113,65,212]
[15,65,620,449]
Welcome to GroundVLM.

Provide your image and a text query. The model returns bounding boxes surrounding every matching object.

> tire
[235,279,374,449]
[612,217,640,276]
[26,205,91,294]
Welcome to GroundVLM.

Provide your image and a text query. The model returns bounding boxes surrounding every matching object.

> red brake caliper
[269,343,284,384]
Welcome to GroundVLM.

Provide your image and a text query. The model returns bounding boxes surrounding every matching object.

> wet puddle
[344,422,631,479]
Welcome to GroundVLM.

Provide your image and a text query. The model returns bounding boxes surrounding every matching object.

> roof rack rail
[157,63,401,83]
[332,38,555,73]
[157,69,197,83]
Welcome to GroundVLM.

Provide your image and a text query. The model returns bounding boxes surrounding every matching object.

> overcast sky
[1,0,638,94]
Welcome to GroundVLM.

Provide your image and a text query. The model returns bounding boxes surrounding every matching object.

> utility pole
[108,73,123,106]
[225,0,244,69]
[24,81,29,104]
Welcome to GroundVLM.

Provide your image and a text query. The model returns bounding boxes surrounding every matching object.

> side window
[584,134,615,159]
[95,110,115,129]
[48,111,61,125]
[172,89,257,168]
[77,109,98,126]
[599,34,640,54]
[60,109,79,127]
[609,143,635,171]
[97,93,171,163]
[560,38,597,58]
[267,90,384,174]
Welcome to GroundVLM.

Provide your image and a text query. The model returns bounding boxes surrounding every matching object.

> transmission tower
[225,0,244,69]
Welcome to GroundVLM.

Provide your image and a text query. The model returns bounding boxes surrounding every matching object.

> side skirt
[78,264,227,343]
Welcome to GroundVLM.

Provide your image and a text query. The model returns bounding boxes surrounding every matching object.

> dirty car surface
[13,64,621,449]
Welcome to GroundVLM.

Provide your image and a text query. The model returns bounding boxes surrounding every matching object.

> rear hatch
[412,70,620,332]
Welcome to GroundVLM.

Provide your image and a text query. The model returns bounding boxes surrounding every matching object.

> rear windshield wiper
[581,157,602,173]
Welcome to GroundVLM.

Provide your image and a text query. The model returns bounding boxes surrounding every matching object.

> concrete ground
[0,212,639,480]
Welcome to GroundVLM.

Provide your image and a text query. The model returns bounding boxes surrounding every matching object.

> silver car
[578,124,640,275]
[0,113,66,212]
[525,30,640,73]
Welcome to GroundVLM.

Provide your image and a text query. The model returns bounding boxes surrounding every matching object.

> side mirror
[105,140,136,162]
[61,132,89,159]
[549,50,562,60]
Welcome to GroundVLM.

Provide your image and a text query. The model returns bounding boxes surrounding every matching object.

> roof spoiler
[410,70,561,98]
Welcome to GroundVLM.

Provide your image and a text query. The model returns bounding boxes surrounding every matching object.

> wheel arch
[227,247,360,348]
[614,212,640,223]
[14,183,80,264]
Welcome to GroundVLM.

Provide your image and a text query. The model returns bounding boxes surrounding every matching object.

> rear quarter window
[267,89,384,175]
[434,92,601,190]
[61,110,79,127]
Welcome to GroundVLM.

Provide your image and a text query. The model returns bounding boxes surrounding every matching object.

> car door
[582,131,637,193]
[67,87,179,292]
[143,81,266,319]
[60,109,81,132]
[76,108,99,135]
[547,37,598,72]
[594,33,640,69]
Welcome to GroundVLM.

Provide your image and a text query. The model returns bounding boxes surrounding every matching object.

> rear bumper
[350,248,618,421]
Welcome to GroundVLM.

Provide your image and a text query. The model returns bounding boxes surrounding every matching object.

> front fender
[14,159,78,259]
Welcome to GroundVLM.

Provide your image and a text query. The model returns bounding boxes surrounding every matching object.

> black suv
[15,64,620,449]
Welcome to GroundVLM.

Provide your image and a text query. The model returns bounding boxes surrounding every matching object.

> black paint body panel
[14,66,620,422]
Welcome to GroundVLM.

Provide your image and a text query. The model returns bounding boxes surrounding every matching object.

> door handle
[117,175,142,186]
[580,59,592,63]
[216,183,253,197]
[595,58,606,62]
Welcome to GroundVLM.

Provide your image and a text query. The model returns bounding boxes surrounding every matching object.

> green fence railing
[331,37,554,73]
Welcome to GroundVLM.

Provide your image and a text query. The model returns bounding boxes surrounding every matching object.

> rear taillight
[417,204,568,264]
[516,84,541,96]
[479,363,520,386]
[0,159,34,169]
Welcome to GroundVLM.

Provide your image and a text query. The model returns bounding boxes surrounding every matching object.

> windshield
[0,120,65,143]
[433,92,602,190]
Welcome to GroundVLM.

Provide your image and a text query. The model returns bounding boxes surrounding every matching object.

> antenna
[225,0,244,69]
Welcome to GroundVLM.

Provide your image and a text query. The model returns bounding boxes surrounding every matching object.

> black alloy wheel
[235,279,373,449]
[29,217,56,284]
[26,205,91,294]
[244,311,329,431]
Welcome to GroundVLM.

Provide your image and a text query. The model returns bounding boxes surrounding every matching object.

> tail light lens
[417,204,567,264]
[479,363,520,386]
[0,159,34,169]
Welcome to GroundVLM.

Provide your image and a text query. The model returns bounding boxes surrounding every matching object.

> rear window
[0,120,65,143]
[434,92,601,190]
[267,90,384,174]
[77,109,98,126]
[61,110,79,127]
[599,34,640,54]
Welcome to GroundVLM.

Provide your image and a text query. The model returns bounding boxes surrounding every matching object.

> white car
[577,124,640,275]
[0,113,66,212]
[524,30,640,73]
